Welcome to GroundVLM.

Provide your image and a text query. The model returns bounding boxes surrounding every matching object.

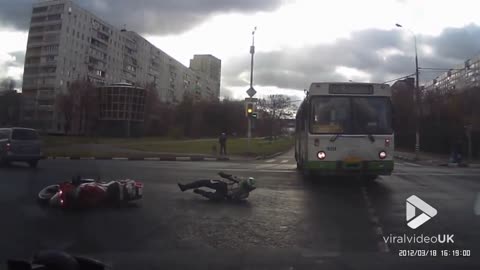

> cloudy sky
[1,0,480,100]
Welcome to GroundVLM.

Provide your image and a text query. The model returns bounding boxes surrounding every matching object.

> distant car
[0,127,43,168]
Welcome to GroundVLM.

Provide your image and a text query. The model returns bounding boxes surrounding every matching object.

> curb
[395,154,479,168]
[394,155,417,162]
[42,156,230,161]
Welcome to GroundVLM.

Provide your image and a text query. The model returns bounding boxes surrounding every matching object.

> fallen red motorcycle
[38,176,143,209]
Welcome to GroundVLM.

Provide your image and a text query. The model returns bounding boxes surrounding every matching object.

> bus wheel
[296,161,302,170]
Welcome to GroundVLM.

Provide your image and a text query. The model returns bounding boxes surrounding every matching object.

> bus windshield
[310,96,392,134]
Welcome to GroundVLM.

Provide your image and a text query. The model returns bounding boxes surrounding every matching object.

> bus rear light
[317,151,326,160]
[314,138,319,146]
[385,138,391,147]
[379,151,387,159]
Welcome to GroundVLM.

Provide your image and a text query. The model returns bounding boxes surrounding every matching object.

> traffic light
[246,102,254,117]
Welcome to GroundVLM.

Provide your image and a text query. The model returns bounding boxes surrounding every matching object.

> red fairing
[77,183,107,207]
[59,182,75,207]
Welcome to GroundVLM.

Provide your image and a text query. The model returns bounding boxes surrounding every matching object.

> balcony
[24,61,57,68]
[30,14,62,26]
[91,38,108,51]
[27,39,60,48]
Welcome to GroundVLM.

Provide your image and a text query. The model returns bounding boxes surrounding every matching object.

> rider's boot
[178,183,187,192]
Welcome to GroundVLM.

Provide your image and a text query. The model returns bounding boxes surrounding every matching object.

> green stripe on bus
[304,160,394,171]
[304,161,337,170]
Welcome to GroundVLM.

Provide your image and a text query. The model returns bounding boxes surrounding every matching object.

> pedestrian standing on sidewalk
[219,132,227,156]
[451,138,463,163]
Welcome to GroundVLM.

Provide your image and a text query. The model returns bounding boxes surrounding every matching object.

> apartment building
[21,0,221,133]
[190,54,221,97]
[424,54,480,93]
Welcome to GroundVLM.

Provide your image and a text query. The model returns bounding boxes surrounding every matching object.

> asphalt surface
[1,149,480,269]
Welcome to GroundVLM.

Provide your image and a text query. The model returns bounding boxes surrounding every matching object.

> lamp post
[247,26,257,152]
[396,23,420,160]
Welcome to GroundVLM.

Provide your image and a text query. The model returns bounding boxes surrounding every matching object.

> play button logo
[406,195,437,229]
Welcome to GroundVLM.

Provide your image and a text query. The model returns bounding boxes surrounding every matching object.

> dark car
[0,127,43,168]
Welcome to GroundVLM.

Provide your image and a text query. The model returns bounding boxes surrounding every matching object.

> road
[1,149,479,269]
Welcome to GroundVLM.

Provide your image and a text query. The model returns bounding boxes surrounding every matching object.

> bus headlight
[317,151,326,160]
[379,151,387,159]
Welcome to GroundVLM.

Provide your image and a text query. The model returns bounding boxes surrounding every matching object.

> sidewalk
[394,149,480,168]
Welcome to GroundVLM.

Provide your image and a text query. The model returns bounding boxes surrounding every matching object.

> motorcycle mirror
[7,260,32,270]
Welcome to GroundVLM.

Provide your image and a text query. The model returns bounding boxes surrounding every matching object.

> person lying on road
[178,172,256,201]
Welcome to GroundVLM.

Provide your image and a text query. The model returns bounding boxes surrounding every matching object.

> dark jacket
[219,134,227,145]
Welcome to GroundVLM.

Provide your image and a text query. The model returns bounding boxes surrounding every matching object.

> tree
[56,80,98,135]
[0,77,16,91]
[257,95,297,138]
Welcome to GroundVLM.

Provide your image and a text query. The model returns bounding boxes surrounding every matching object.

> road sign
[246,87,257,97]
[244,97,258,102]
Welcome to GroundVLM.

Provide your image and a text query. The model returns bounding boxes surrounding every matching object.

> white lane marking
[265,159,276,163]
[281,160,289,163]
[276,164,297,170]
[144,157,160,161]
[255,164,276,169]
[361,186,390,253]
[403,162,421,167]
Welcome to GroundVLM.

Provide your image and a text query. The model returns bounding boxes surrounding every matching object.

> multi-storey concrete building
[190,54,221,97]
[424,54,480,93]
[21,0,221,133]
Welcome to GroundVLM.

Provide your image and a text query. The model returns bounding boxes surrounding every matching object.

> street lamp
[247,26,257,152]
[250,26,257,89]
[396,23,420,160]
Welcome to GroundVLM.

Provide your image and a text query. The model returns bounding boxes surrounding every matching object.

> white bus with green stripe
[295,82,394,178]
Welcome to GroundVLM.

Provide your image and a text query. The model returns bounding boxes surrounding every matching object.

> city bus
[295,82,394,180]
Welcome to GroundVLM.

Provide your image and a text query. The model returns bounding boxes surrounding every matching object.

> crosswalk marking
[276,164,297,170]
[255,164,276,169]
[403,162,421,167]
[265,159,275,163]
[281,160,289,163]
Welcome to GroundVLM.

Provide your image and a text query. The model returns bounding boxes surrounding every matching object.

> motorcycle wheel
[38,185,60,203]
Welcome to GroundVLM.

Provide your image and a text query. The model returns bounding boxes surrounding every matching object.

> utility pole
[414,34,421,160]
[246,26,257,153]
[396,23,421,160]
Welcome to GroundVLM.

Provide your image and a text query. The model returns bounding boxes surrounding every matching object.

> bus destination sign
[329,84,374,95]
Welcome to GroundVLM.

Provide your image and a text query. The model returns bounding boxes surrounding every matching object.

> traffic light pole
[247,27,256,154]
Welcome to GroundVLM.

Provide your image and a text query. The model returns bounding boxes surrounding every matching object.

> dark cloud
[0,0,32,30]
[224,24,480,91]
[425,24,480,61]
[0,0,285,34]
